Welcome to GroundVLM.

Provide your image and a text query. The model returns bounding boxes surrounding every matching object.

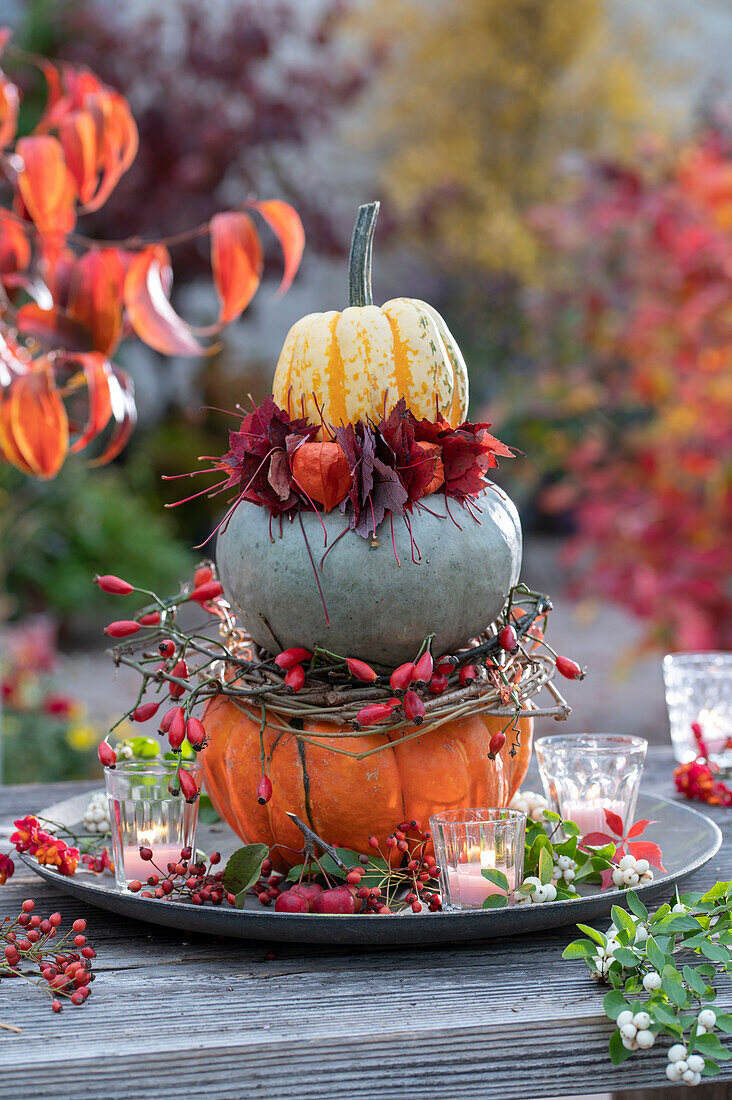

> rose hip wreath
[96,567,579,803]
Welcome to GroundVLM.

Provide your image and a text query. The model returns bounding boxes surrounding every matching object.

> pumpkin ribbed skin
[201,696,532,868]
[272,297,469,436]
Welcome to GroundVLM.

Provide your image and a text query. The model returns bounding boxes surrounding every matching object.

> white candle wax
[561,798,625,836]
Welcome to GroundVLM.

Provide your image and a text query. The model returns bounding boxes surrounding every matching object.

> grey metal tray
[21,791,722,946]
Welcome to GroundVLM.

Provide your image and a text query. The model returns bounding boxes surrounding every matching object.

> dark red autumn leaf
[249,200,304,294]
[267,449,292,501]
[210,211,263,324]
[335,420,407,535]
[124,246,208,357]
[415,440,444,495]
[626,818,655,838]
[217,396,317,515]
[378,398,442,507]
[359,454,407,536]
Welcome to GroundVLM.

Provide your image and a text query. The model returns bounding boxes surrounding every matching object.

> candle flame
[137,827,169,846]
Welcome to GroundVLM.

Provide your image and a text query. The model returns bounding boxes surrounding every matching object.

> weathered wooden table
[0,746,730,1100]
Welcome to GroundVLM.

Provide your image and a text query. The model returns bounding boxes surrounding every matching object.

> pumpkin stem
[348,201,380,308]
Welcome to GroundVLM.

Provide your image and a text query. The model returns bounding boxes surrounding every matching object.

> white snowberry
[621,1035,638,1051]
[668,1045,687,1063]
[632,1011,651,1030]
[82,791,111,834]
[666,1064,682,1083]
[620,1023,637,1041]
[686,1055,705,1073]
[543,883,557,902]
[622,868,640,886]
[508,790,549,822]
[672,902,686,913]
[616,1010,634,1028]
[682,1069,698,1085]
[698,1009,716,1030]
[643,970,662,991]
[618,854,636,871]
[612,868,625,887]
[635,1029,655,1049]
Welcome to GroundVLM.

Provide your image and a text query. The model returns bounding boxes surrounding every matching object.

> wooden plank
[0,748,729,1100]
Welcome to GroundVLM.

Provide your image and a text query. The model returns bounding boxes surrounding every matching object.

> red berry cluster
[674,722,732,807]
[250,857,287,906]
[126,846,237,906]
[81,847,114,875]
[1,902,95,1010]
[268,820,442,916]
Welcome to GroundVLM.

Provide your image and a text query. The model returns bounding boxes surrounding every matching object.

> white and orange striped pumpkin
[272,203,469,434]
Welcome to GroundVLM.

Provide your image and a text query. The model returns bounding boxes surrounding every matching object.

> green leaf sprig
[563,881,732,1084]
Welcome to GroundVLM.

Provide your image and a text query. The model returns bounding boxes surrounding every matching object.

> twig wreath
[97,569,579,794]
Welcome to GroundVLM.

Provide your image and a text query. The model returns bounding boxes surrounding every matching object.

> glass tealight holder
[535,734,647,835]
[104,761,201,890]
[663,652,732,767]
[430,808,526,911]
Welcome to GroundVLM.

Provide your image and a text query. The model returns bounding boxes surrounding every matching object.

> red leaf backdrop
[0,33,303,479]
[529,137,732,650]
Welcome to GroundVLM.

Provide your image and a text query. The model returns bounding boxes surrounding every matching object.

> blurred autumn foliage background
[1,0,731,778]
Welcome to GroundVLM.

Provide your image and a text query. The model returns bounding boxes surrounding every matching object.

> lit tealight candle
[561,797,625,836]
[122,828,182,882]
[447,847,516,908]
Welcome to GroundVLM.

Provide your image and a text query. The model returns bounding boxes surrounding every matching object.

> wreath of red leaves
[179,396,516,545]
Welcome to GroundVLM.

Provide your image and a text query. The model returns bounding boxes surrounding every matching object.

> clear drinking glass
[430,808,526,911]
[104,761,201,889]
[663,652,732,766]
[535,734,647,834]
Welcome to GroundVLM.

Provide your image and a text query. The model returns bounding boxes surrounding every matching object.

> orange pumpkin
[201,696,533,868]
